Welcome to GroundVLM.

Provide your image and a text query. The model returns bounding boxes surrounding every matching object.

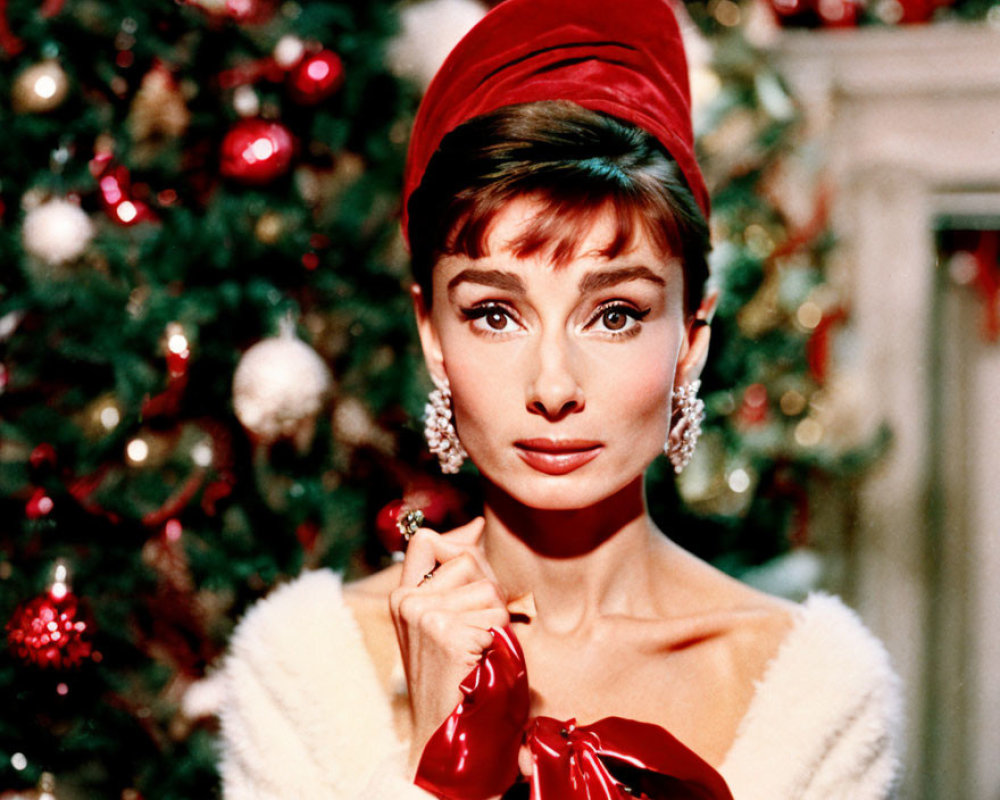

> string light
[709,0,741,26]
[191,440,213,467]
[780,389,807,416]
[126,437,150,464]
[233,85,260,117]
[116,201,138,224]
[727,468,752,493]
[51,562,69,601]
[34,75,57,99]
[796,301,823,330]
[166,325,189,355]
[165,322,192,377]
[99,402,121,430]
[794,417,824,446]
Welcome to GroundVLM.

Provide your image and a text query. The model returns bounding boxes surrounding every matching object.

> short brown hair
[407,101,710,314]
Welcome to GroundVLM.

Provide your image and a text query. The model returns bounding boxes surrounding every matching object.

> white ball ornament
[232,322,333,449]
[22,198,95,266]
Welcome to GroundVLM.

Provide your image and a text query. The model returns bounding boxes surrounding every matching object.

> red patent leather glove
[415,624,734,800]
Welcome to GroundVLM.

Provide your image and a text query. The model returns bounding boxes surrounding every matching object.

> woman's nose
[525,333,584,421]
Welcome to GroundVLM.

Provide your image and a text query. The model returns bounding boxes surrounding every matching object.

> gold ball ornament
[12,60,69,114]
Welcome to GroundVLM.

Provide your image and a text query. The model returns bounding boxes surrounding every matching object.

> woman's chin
[479,465,644,513]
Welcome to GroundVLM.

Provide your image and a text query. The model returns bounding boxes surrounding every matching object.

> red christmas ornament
[288,50,344,105]
[219,119,295,184]
[376,499,410,553]
[375,484,461,554]
[7,587,93,668]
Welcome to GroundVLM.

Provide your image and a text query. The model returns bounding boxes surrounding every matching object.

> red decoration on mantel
[970,231,1000,343]
[942,229,1000,344]
[887,0,954,23]
[769,0,953,26]
[768,0,859,27]
[806,307,848,384]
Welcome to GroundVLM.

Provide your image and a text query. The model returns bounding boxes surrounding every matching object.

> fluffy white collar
[220,569,900,800]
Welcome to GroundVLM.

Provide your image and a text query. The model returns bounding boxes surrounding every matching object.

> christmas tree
[0,0,431,796]
[10,0,992,795]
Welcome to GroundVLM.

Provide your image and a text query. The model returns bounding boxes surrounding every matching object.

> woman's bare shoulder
[651,543,798,685]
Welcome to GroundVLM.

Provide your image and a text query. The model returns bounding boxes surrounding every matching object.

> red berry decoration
[7,587,93,669]
[288,50,344,105]
[219,119,295,184]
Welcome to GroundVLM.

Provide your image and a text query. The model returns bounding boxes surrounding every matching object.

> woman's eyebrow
[578,265,667,293]
[446,268,526,295]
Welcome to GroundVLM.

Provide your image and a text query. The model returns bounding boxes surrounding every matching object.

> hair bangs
[442,185,684,271]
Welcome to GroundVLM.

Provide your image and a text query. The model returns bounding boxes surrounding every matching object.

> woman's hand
[389,516,510,775]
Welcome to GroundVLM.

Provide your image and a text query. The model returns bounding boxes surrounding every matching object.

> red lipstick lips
[514,439,603,475]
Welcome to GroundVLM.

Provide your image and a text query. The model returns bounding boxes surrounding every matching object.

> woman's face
[417,196,692,511]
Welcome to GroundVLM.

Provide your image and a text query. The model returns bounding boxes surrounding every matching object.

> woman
[218,1,901,798]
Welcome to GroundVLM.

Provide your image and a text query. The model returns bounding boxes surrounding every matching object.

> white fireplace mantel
[772,23,1000,800]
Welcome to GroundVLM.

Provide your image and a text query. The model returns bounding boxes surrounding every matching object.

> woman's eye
[591,304,650,335]
[461,304,519,334]
[483,309,512,330]
[601,308,629,331]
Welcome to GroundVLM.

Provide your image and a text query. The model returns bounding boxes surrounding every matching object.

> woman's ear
[676,288,718,386]
[412,284,448,386]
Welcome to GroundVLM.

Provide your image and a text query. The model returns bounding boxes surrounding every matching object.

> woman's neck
[481,477,669,636]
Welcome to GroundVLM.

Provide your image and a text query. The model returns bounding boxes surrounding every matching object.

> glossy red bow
[415,626,734,800]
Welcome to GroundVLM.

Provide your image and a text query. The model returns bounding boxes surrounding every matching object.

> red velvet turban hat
[401,0,708,244]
